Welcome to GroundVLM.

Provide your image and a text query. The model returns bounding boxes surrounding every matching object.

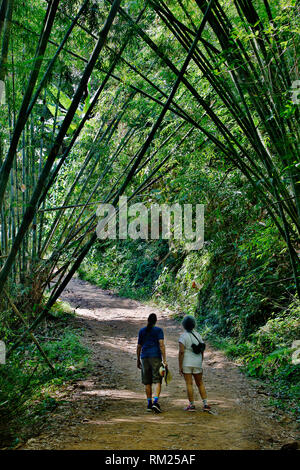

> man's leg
[142,359,153,411]
[152,358,163,413]
[145,384,152,399]
[145,385,153,411]
[154,381,161,398]
[152,381,162,413]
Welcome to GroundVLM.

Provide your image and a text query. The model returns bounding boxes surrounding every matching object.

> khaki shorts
[182,366,203,374]
[141,357,162,385]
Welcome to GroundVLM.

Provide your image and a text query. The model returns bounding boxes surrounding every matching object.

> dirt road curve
[23,278,298,450]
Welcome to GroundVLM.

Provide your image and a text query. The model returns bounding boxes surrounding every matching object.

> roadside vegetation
[0,300,90,448]
[80,234,300,419]
[0,0,299,445]
[79,164,300,419]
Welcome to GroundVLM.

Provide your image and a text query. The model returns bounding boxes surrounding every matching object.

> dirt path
[23,278,298,450]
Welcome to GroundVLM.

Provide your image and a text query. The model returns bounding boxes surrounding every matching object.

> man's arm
[159,339,167,366]
[137,344,142,369]
[178,342,185,375]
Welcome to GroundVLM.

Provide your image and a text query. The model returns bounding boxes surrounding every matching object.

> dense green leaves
[0,0,299,396]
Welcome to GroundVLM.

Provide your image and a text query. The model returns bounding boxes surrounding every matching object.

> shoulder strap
[190,331,200,344]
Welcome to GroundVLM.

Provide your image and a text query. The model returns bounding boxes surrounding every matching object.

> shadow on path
[22,278,298,450]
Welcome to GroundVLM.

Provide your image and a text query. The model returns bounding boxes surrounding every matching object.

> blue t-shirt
[138,326,164,359]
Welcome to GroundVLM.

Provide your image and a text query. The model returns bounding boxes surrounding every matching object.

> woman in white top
[178,315,210,411]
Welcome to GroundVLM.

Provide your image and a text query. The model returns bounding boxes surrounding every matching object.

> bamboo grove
[0,0,299,366]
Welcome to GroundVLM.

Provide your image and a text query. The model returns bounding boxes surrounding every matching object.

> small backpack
[189,331,206,354]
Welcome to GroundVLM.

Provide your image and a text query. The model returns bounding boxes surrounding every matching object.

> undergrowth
[0,300,91,449]
[201,302,300,420]
[78,238,169,300]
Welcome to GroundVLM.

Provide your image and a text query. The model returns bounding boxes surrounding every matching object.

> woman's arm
[178,342,185,375]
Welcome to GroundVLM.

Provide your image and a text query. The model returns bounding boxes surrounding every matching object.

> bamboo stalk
[0,0,122,294]
[4,288,55,373]
[0,0,60,207]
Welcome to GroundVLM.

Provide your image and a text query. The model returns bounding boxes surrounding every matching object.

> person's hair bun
[146,313,157,330]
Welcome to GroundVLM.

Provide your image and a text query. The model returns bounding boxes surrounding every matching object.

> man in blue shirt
[137,313,167,413]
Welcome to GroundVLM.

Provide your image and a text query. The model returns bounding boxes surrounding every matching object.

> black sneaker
[203,404,211,412]
[147,402,153,412]
[152,402,161,413]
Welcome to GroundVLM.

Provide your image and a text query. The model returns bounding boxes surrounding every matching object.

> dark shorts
[141,357,162,385]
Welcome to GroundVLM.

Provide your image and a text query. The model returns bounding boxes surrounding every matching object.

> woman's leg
[193,373,207,400]
[183,373,194,403]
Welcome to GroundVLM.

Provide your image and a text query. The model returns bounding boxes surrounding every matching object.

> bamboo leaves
[1,0,300,355]
[0,0,122,293]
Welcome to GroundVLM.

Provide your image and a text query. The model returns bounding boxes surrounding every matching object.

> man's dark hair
[146,313,157,331]
[182,315,196,332]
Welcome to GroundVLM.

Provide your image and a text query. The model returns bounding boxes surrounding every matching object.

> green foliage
[0,0,299,440]
[203,302,300,418]
[0,302,90,448]
[79,165,300,419]
[78,238,169,300]
[254,303,300,354]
